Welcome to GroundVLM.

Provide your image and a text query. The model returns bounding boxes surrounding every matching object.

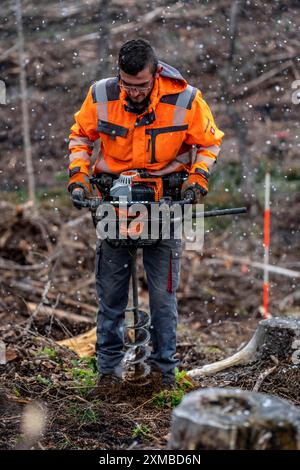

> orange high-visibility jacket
[68,61,224,190]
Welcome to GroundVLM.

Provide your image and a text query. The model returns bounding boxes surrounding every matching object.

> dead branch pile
[0,203,96,339]
[0,197,299,343]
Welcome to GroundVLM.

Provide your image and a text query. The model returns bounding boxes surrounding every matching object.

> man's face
[119,66,157,105]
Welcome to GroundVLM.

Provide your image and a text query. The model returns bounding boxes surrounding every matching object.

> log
[73,2,185,43]
[233,60,294,98]
[0,257,50,271]
[169,388,300,450]
[10,280,97,314]
[57,327,96,357]
[188,317,300,378]
[206,254,300,278]
[27,302,93,324]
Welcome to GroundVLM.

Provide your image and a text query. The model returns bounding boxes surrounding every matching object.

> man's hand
[181,169,209,203]
[182,182,206,203]
[71,186,85,210]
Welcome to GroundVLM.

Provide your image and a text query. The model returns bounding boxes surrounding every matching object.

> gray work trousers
[95,238,182,379]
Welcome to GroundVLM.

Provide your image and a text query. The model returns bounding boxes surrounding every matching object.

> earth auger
[72,170,247,384]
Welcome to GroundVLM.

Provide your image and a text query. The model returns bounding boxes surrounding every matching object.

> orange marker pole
[263,173,271,319]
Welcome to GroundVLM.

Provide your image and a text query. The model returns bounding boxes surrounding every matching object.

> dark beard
[127,96,150,114]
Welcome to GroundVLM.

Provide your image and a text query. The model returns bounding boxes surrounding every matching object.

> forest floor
[0,195,299,450]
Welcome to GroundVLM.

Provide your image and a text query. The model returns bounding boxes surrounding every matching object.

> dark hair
[118,39,158,76]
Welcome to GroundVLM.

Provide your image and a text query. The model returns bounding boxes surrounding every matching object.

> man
[67,39,224,389]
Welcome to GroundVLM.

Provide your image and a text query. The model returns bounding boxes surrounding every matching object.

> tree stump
[188,317,300,378]
[169,388,300,450]
[255,317,300,360]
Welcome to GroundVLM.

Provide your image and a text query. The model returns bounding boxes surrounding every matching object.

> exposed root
[188,318,300,378]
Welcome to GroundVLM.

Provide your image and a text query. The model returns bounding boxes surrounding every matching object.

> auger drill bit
[123,248,151,384]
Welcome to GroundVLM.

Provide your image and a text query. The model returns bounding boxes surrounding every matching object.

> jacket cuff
[187,172,209,194]
[68,171,91,193]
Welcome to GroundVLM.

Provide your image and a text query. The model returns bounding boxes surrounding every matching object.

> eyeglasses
[118,76,154,93]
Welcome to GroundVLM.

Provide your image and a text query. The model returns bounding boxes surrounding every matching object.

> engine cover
[110,170,163,202]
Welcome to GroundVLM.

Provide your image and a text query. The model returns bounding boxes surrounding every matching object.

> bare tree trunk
[15,0,37,213]
[98,0,110,78]
[222,0,255,207]
[0,79,6,104]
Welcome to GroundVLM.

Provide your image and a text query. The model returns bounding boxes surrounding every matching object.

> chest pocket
[146,125,188,163]
[98,120,132,161]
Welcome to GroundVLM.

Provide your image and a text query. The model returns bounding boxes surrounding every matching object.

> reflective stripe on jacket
[68,61,224,185]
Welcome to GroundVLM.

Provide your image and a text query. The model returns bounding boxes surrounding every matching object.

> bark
[221,0,255,207]
[169,388,300,450]
[15,0,37,213]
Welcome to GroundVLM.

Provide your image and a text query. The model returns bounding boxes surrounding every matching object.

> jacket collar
[119,61,188,118]
[158,60,186,82]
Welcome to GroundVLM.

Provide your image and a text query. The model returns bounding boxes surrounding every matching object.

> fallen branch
[8,280,97,314]
[279,290,300,311]
[252,363,277,392]
[0,250,60,271]
[0,257,51,271]
[72,2,185,44]
[206,254,300,278]
[65,212,91,228]
[26,280,51,330]
[233,60,294,97]
[0,43,19,61]
[57,327,96,357]
[26,302,93,324]
[68,275,95,295]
